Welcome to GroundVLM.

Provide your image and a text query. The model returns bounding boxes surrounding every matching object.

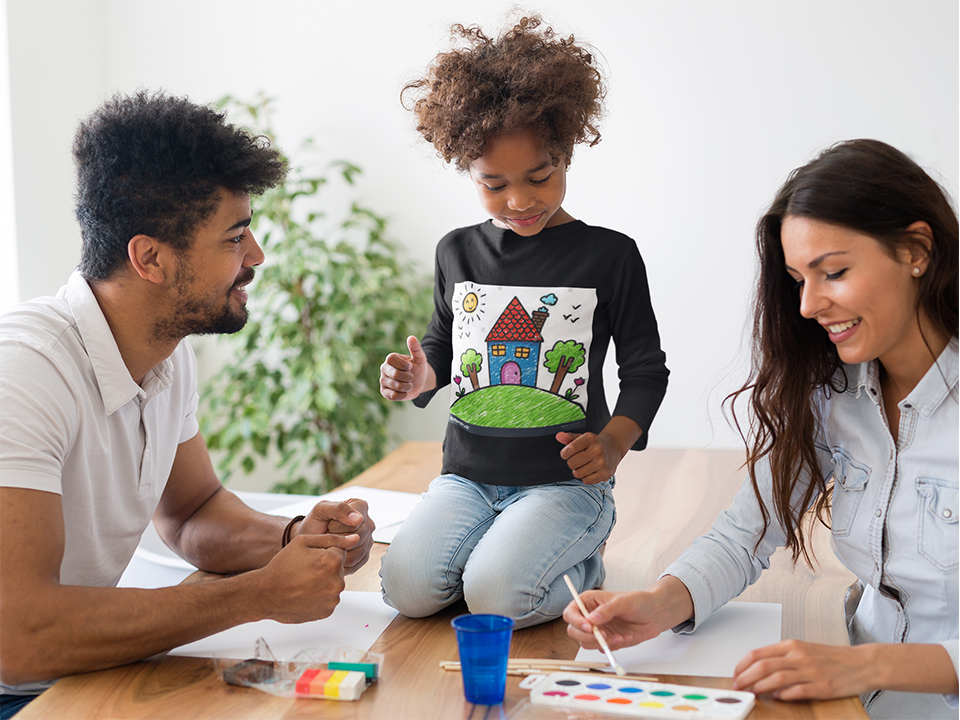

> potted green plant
[200,94,432,494]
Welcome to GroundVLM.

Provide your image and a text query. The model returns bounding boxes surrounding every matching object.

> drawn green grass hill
[450,384,585,429]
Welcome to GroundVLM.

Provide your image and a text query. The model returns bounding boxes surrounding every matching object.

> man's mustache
[232,267,255,289]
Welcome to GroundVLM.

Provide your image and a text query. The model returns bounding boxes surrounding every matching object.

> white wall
[0,0,18,311]
[6,1,958,474]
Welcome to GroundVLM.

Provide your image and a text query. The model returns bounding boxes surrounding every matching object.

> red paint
[296,668,320,694]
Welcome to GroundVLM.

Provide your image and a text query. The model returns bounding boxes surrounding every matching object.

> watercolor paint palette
[520,672,754,719]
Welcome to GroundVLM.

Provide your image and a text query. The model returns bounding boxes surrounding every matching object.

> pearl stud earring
[912,267,922,276]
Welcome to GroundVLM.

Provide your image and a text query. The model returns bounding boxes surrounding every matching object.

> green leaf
[197,93,432,493]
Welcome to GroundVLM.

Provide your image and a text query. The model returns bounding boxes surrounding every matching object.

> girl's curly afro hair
[402,15,606,171]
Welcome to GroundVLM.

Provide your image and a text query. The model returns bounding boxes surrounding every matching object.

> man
[0,91,374,716]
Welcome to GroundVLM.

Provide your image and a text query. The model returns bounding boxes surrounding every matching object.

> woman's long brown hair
[726,139,959,565]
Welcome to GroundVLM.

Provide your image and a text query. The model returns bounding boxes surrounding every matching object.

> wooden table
[18,442,867,719]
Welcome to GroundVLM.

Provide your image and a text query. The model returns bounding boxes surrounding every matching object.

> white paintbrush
[563,573,626,677]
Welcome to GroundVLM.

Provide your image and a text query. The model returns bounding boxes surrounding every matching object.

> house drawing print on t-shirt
[448,285,594,438]
[485,296,545,388]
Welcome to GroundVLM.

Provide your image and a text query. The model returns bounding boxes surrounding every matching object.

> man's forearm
[3,532,351,686]
[161,489,373,576]
[3,571,268,685]
[162,487,288,574]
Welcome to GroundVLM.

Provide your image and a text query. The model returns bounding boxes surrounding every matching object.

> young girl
[564,139,958,718]
[378,16,669,629]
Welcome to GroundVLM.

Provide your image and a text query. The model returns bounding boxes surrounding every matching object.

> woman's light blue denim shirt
[664,339,958,719]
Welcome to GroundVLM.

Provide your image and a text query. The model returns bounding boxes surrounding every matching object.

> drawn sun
[455,283,487,325]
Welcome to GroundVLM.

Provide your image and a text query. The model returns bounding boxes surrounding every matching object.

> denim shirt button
[944,509,953,519]
[875,509,882,517]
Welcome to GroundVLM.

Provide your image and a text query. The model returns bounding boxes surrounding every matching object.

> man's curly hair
[402,15,605,171]
[74,90,287,281]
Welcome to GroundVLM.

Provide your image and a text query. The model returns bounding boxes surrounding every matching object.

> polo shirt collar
[65,271,175,415]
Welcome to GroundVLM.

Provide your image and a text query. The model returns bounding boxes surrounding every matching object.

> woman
[564,139,958,719]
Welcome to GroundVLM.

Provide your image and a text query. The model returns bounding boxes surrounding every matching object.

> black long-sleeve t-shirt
[414,219,669,486]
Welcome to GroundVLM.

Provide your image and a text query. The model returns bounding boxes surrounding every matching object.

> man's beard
[152,267,254,344]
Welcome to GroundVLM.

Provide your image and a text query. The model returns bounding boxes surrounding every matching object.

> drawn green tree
[460,349,483,391]
[544,340,586,394]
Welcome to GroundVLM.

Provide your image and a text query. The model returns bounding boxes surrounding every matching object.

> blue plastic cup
[451,614,515,705]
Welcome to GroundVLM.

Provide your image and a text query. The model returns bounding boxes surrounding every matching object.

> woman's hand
[733,640,874,700]
[563,590,664,649]
[563,576,695,650]
[733,640,959,700]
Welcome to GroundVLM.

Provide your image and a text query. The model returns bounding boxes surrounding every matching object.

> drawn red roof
[485,297,544,343]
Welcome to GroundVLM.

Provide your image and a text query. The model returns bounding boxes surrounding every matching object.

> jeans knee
[463,586,557,630]
[461,566,536,620]
[380,544,459,618]
[462,551,607,628]
[463,588,529,621]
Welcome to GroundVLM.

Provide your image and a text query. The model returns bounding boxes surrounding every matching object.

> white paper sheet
[170,591,398,661]
[272,486,423,544]
[576,601,781,677]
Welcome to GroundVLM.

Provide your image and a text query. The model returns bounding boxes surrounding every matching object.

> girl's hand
[380,336,431,401]
[556,431,623,484]
[732,640,874,700]
[557,416,641,484]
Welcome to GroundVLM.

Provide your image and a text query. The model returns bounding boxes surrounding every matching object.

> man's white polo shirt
[0,270,199,588]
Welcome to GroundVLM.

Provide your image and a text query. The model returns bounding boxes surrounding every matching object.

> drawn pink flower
[454,375,462,385]
[574,377,585,386]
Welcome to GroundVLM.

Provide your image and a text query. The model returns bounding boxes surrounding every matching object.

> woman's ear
[900,221,934,276]
[127,234,168,284]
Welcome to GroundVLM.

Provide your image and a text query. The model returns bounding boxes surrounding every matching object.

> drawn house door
[501,361,521,385]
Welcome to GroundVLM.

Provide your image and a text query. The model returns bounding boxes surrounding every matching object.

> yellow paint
[324,670,349,697]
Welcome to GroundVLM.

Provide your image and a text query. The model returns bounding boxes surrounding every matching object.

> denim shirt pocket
[830,447,871,537]
[916,478,959,573]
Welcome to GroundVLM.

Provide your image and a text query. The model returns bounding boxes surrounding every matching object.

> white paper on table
[272,486,423,544]
[371,523,403,544]
[576,601,781,677]
[170,591,398,661]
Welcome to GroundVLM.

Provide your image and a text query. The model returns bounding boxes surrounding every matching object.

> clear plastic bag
[214,637,382,701]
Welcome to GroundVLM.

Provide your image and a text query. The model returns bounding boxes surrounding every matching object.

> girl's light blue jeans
[379,473,616,629]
